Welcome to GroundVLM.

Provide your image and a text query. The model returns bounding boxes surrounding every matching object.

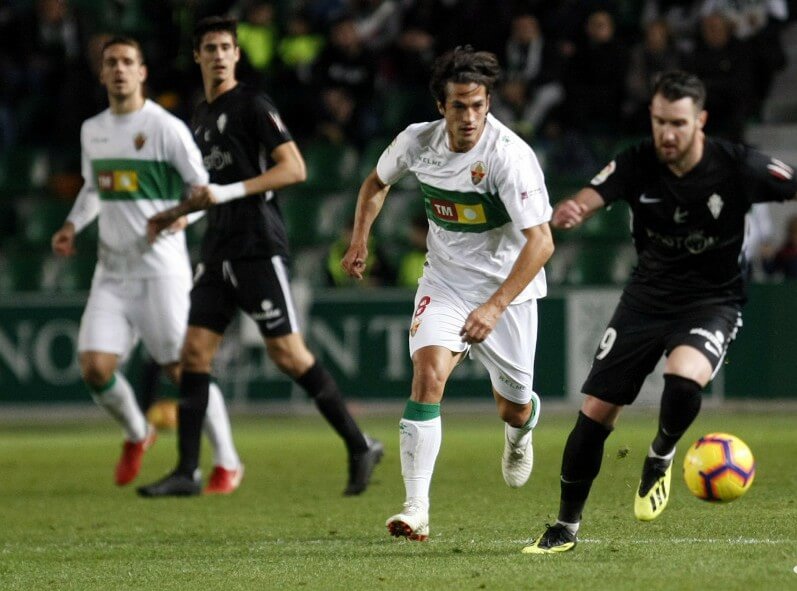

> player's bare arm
[460,223,554,344]
[147,202,193,243]
[551,188,605,229]
[51,222,77,257]
[148,141,308,243]
[341,169,391,280]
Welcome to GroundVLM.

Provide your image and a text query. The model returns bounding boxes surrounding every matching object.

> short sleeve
[741,147,797,204]
[494,146,552,229]
[164,117,209,186]
[586,145,642,205]
[251,93,293,152]
[375,129,413,185]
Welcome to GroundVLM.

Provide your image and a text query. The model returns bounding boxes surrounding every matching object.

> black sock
[176,371,209,476]
[138,359,162,412]
[296,362,367,453]
[651,374,702,457]
[559,411,613,524]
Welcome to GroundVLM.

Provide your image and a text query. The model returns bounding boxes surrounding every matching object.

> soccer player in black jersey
[137,16,383,498]
[524,71,797,553]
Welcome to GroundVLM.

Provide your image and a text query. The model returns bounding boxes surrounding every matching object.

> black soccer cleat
[522,523,578,554]
[137,470,202,498]
[344,436,384,496]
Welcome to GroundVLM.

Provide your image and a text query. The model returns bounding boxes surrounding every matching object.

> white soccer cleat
[502,423,533,488]
[386,500,429,541]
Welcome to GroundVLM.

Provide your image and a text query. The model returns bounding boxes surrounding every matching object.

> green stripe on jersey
[420,182,510,233]
[91,159,185,201]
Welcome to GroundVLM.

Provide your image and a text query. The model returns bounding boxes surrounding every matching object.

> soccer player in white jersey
[50,37,243,493]
[341,46,555,540]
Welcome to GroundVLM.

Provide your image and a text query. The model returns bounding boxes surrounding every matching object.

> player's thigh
[408,277,470,359]
[188,261,238,335]
[470,299,538,405]
[664,305,743,383]
[230,256,301,338]
[78,275,137,358]
[581,303,667,405]
[132,274,192,365]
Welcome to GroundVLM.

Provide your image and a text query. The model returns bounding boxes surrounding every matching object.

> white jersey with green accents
[376,113,552,303]
[68,99,208,279]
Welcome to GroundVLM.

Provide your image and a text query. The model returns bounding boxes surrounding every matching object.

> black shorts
[582,301,742,405]
[188,256,300,338]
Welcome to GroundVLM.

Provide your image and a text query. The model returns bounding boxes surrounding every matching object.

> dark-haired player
[342,46,555,540]
[524,70,797,554]
[139,17,382,498]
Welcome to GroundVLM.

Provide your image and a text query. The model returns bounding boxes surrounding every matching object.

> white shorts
[78,273,191,365]
[408,276,540,405]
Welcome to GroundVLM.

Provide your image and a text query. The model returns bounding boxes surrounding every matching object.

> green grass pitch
[1,408,795,590]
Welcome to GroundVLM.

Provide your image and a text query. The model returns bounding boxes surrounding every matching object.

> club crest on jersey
[767,158,793,181]
[707,193,724,219]
[470,161,487,185]
[217,113,228,134]
[134,133,146,151]
[591,160,616,185]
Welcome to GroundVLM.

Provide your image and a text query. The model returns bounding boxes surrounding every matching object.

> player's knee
[79,357,114,389]
[412,364,447,400]
[180,340,213,373]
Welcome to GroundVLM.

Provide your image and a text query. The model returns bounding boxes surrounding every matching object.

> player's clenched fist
[551,199,588,229]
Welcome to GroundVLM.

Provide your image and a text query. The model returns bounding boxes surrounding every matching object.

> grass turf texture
[1,409,795,590]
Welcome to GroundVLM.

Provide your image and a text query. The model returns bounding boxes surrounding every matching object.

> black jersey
[589,138,796,312]
[192,84,293,262]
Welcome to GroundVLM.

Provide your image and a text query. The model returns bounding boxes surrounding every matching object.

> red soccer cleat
[204,464,245,495]
[115,425,157,486]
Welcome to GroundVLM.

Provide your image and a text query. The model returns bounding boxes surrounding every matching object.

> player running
[524,71,797,554]
[51,36,242,492]
[342,46,554,540]
[138,17,382,498]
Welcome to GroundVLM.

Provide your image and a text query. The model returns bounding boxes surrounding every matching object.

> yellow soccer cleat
[522,523,577,554]
[634,456,672,521]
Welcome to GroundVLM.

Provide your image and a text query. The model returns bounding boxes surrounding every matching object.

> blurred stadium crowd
[1,0,796,291]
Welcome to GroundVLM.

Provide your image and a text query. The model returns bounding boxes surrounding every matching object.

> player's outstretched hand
[51,223,76,257]
[341,243,369,280]
[551,199,588,229]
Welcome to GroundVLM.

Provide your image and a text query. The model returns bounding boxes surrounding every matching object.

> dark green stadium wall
[0,285,793,404]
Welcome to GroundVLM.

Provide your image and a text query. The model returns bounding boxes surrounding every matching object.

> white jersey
[377,113,552,303]
[67,99,208,279]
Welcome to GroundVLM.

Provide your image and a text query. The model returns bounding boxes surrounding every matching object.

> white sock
[506,392,540,446]
[556,520,580,535]
[203,382,240,469]
[648,445,676,462]
[399,416,441,506]
[506,423,533,447]
[91,372,147,442]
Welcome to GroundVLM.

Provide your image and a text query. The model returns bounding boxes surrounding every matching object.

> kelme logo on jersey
[470,161,487,185]
[430,198,487,224]
[97,170,138,192]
